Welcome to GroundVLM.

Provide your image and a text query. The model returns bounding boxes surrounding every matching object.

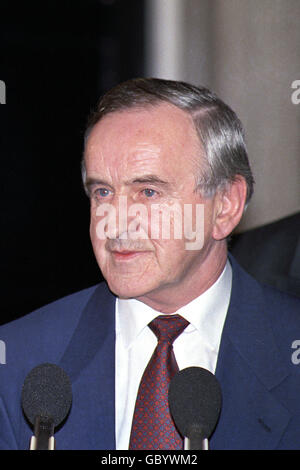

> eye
[94,187,111,198]
[142,188,158,198]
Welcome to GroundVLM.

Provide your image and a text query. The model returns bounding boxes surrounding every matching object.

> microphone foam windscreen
[21,363,72,428]
[168,366,222,439]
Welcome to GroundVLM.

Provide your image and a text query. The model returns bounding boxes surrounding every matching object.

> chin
[105,278,156,300]
[106,280,145,299]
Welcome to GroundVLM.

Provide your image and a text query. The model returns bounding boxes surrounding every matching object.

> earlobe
[212,176,248,240]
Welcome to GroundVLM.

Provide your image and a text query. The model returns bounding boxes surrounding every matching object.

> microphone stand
[30,416,55,450]
[184,437,208,450]
[183,423,209,450]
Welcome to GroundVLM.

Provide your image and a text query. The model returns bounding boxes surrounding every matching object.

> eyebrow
[84,178,113,196]
[85,177,112,189]
[125,175,171,187]
[85,174,171,190]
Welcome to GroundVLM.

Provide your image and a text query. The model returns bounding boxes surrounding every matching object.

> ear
[212,176,248,241]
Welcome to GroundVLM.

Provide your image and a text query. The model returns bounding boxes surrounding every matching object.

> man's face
[84,103,222,309]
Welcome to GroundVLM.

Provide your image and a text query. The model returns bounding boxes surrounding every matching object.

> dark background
[0,0,145,324]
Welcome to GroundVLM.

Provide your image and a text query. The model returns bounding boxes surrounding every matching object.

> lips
[111,250,148,261]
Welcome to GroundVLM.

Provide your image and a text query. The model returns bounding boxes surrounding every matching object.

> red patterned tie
[129,314,189,450]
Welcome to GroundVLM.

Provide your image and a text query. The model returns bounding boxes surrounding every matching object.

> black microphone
[168,367,222,450]
[21,363,72,450]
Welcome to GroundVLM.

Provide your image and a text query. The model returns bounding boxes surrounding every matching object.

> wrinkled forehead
[84,103,203,172]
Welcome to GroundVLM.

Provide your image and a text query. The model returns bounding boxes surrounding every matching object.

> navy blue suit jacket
[1,256,300,450]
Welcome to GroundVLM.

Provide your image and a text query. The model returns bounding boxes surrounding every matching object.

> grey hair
[82,78,254,204]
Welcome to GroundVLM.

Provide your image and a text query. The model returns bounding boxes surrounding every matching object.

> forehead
[85,102,202,173]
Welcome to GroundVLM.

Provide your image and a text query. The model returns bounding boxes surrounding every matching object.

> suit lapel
[212,257,291,449]
[58,283,117,449]
[59,283,116,382]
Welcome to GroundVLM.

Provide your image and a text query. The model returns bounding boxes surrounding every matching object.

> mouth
[110,250,149,261]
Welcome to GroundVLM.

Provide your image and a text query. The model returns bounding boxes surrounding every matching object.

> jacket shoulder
[0,284,101,364]
[230,255,300,367]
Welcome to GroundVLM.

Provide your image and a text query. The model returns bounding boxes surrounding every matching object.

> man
[1,78,300,450]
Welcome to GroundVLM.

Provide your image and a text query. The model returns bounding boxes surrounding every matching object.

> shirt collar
[116,259,232,350]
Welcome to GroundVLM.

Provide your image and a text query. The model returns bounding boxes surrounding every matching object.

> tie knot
[149,314,189,344]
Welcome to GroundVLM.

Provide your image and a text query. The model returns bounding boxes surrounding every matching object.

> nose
[110,195,129,239]
[95,195,147,241]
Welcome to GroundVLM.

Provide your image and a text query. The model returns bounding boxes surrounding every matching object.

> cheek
[89,214,107,262]
[153,238,188,271]
[151,201,208,252]
[89,210,98,245]
[145,201,184,241]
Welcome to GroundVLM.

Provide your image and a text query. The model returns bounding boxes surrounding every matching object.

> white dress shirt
[115,260,232,450]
